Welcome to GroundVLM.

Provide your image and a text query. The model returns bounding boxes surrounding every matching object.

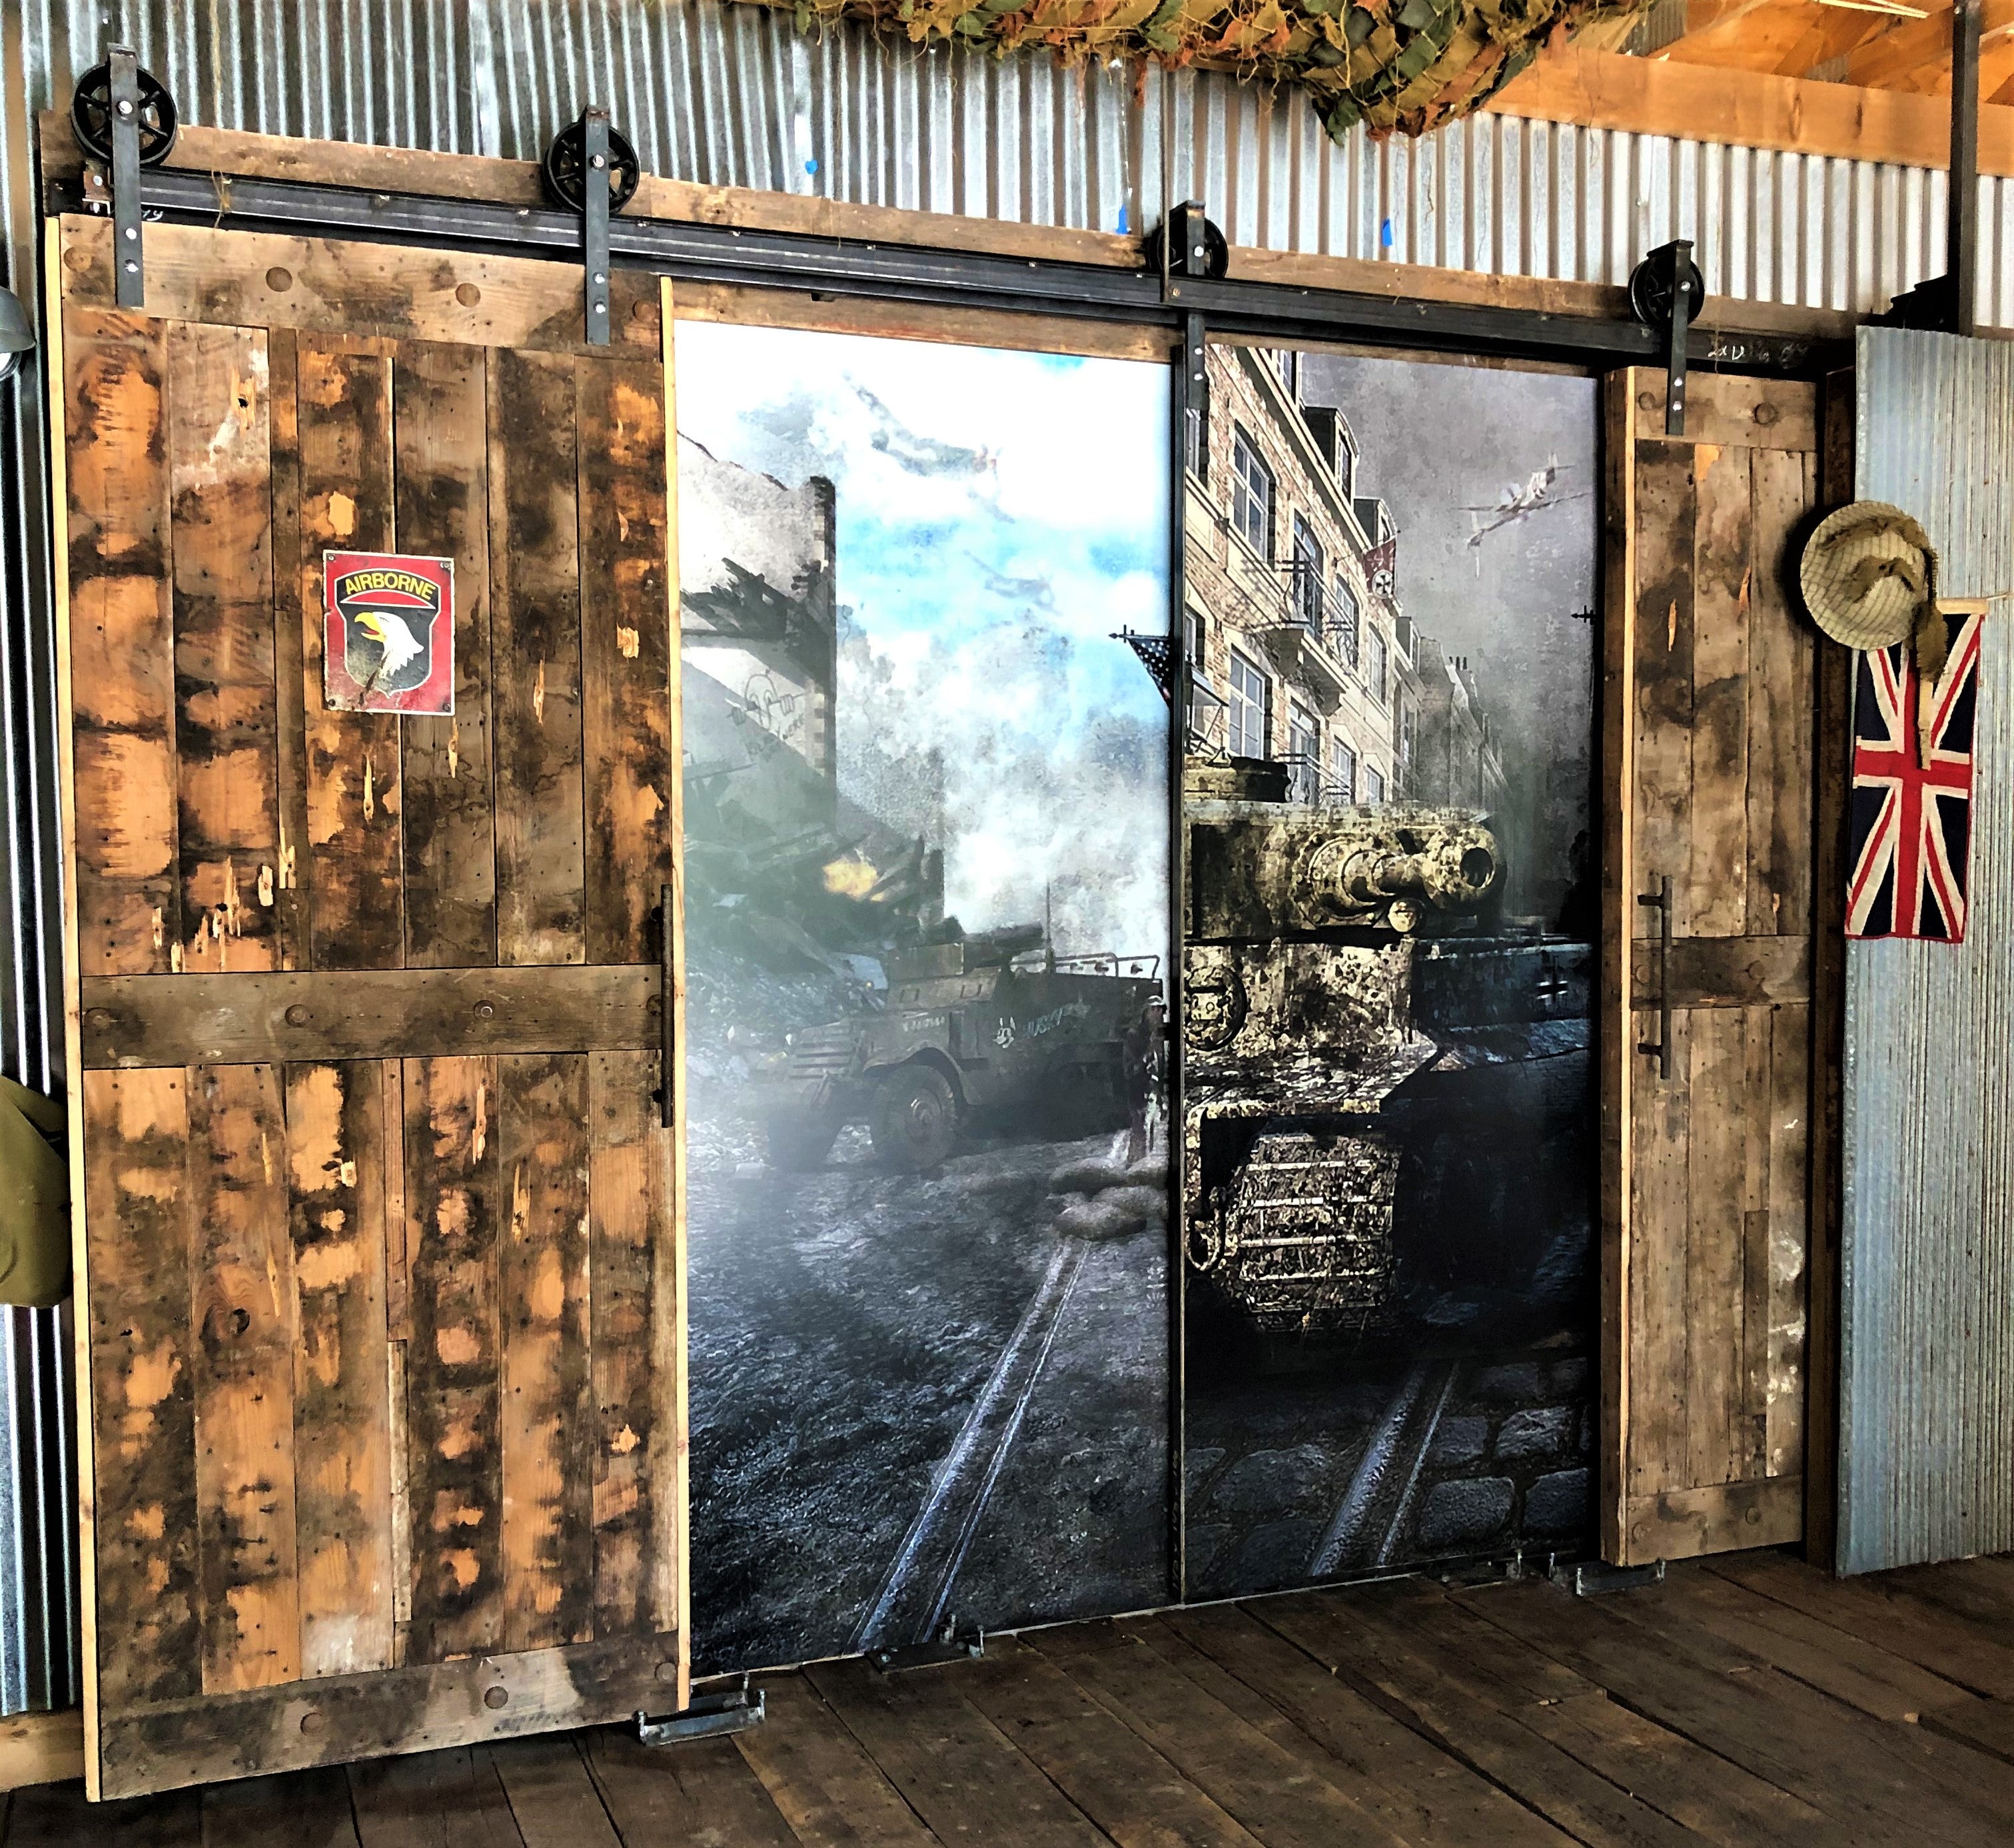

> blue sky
[676,321,1171,957]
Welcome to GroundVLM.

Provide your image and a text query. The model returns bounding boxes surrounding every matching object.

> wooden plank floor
[11,1550,2014,1847]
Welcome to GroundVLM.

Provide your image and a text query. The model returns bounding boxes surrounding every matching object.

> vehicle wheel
[767,1110,841,1172]
[871,1065,959,1171]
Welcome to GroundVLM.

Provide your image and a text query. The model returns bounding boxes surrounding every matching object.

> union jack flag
[1847,608,1983,943]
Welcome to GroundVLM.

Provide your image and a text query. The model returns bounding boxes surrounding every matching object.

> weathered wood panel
[403,1056,505,1664]
[1610,372,1819,1566]
[95,1629,680,1801]
[188,1062,299,1692]
[82,1067,199,1705]
[167,322,281,975]
[81,964,661,1068]
[267,328,312,970]
[297,340,404,970]
[498,1055,594,1653]
[588,1050,675,1637]
[1630,373,1819,451]
[578,361,674,965]
[65,310,178,976]
[61,217,663,359]
[395,341,496,969]
[286,1061,394,1679]
[490,351,587,967]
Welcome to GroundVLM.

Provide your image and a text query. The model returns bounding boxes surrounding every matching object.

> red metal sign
[322,550,456,715]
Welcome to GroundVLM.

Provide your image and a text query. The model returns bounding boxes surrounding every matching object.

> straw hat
[1798,502,1938,651]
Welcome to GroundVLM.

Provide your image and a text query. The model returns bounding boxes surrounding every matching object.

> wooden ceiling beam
[1490,41,2014,173]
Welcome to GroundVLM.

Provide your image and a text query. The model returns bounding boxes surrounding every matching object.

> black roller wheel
[767,1107,843,1173]
[870,1064,959,1172]
[1143,214,1229,281]
[71,61,179,168]
[1629,244,1706,329]
[542,113,642,214]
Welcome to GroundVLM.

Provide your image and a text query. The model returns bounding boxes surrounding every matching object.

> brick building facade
[1184,346,1504,819]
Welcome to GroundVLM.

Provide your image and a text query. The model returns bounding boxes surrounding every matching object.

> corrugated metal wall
[0,0,2001,1706]
[1841,328,2014,1577]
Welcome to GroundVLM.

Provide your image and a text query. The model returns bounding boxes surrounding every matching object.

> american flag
[1846,608,1983,943]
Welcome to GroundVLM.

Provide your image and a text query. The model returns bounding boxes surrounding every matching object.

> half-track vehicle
[761,923,1163,1172]
[1184,759,1590,1335]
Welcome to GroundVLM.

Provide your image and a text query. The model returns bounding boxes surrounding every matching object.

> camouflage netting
[742,0,1650,141]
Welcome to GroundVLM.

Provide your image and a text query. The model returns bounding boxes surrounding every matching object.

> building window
[1330,737,1357,805]
[1291,515,1325,633]
[1366,764,1386,804]
[1273,350,1299,397]
[1398,697,1415,779]
[1336,427,1357,500]
[1332,576,1360,668]
[1229,649,1270,759]
[1367,626,1388,705]
[1288,703,1320,803]
[1231,428,1274,558]
[1185,403,1206,482]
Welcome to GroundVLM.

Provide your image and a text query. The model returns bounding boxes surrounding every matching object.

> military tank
[759,923,1163,1172]
[1183,761,1530,1334]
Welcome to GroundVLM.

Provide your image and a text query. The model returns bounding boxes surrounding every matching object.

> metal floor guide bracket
[1552,1558,1666,1598]
[868,1616,985,1673]
[634,1675,765,1745]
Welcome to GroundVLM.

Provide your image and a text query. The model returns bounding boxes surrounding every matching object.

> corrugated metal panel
[0,0,2003,1707]
[1841,328,2014,1578]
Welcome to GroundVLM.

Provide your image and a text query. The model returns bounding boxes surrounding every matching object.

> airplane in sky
[1465,457,1590,553]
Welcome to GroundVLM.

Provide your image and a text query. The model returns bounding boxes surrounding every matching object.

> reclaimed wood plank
[588,1050,674,1639]
[297,340,403,971]
[167,321,281,977]
[1738,1005,1773,1484]
[807,1655,1107,1848]
[1746,447,1817,939]
[1250,1592,1712,1848]
[82,965,661,1069]
[1026,1623,1413,1848]
[1662,1564,1975,1721]
[64,308,178,976]
[404,1055,505,1665]
[1765,1002,1810,1484]
[285,1061,394,1679]
[1628,1005,1690,1512]
[498,1055,594,1654]
[1685,440,1752,939]
[484,1737,619,1848]
[60,217,663,360]
[1158,1602,1562,1847]
[732,1675,939,1848]
[82,1066,200,1708]
[580,1725,799,1848]
[1598,370,1638,1568]
[188,1062,299,1692]
[1630,374,1818,451]
[1685,1004,1748,1495]
[396,340,496,970]
[1629,933,1809,1009]
[1922,1697,2014,1769]
[1630,438,1696,943]
[1458,1580,2014,1845]
[349,1744,526,1848]
[949,1639,1265,1848]
[489,350,586,968]
[1710,1551,2014,1699]
[267,327,312,971]
[1624,1476,1801,1560]
[577,359,673,965]
[99,1631,678,1799]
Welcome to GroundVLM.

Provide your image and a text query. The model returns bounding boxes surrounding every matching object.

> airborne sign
[322,550,456,715]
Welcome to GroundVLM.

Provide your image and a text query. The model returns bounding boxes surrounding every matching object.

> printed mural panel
[676,322,1173,1671]
[1180,348,1598,1596]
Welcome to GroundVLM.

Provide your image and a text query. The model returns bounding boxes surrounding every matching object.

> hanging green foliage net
[745,0,1649,141]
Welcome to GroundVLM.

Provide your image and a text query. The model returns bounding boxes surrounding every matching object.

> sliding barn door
[52,216,684,1798]
[1600,370,1819,1568]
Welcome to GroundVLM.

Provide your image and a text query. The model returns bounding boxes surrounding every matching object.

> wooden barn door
[1600,370,1820,1569]
[51,216,685,1798]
